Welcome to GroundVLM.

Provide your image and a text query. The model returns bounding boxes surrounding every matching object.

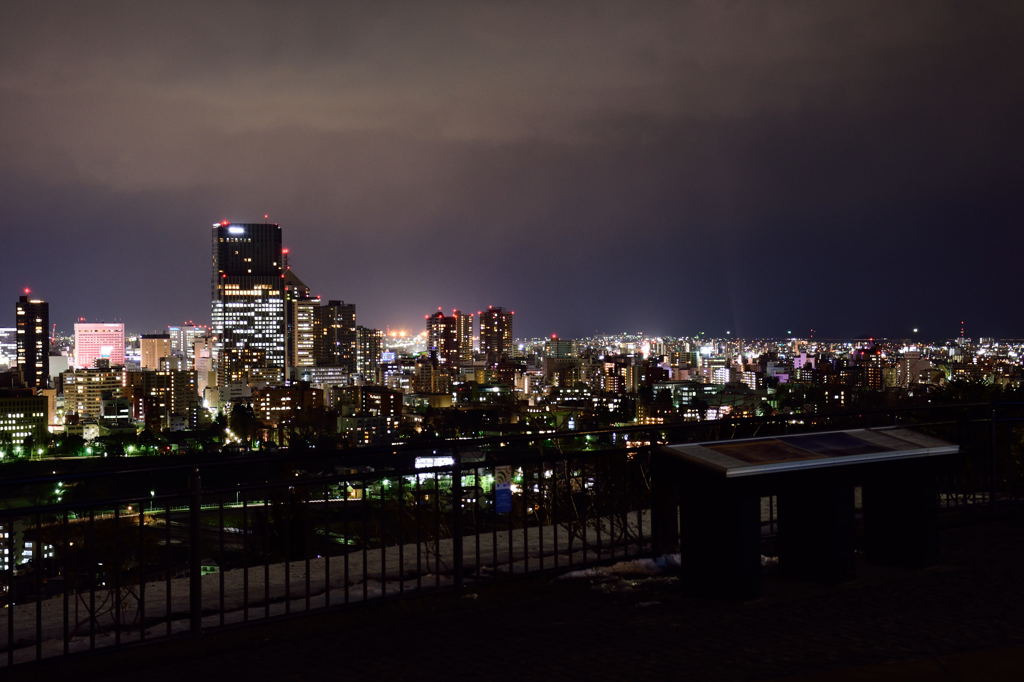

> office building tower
[62,364,127,421]
[356,326,383,383]
[426,309,455,369]
[193,336,216,396]
[455,310,473,365]
[426,309,473,370]
[167,324,206,365]
[15,294,49,388]
[0,328,16,369]
[314,300,357,370]
[73,322,124,369]
[211,221,286,384]
[479,306,513,363]
[283,265,319,372]
[0,388,47,445]
[544,334,575,359]
[140,334,171,370]
[291,296,319,370]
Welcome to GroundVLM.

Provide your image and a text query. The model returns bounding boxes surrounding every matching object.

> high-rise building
[544,334,575,359]
[0,328,16,369]
[291,296,320,370]
[140,334,171,370]
[283,265,319,372]
[314,300,357,370]
[479,306,513,363]
[167,324,206,364]
[426,309,473,370]
[0,388,47,445]
[456,311,473,366]
[211,221,286,384]
[356,326,383,383]
[62,364,126,420]
[73,322,124,369]
[15,293,49,388]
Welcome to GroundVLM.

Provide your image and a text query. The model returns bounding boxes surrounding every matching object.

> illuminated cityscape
[1,2,1022,680]
[1,220,1022,458]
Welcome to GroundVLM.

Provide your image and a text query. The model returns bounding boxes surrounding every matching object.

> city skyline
[1,2,1021,339]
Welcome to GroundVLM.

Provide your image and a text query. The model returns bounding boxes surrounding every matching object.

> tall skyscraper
[211,221,286,383]
[426,309,456,368]
[314,300,357,370]
[426,308,473,370]
[478,306,513,363]
[356,326,383,383]
[291,295,320,370]
[73,322,124,369]
[15,293,49,388]
[283,264,319,373]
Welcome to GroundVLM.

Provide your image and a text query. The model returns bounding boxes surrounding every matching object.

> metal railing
[2,401,1022,667]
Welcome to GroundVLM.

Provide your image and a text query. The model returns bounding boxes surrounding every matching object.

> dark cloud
[1,1,1022,338]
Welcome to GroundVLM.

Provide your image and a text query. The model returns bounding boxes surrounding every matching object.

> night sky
[2,1,1021,339]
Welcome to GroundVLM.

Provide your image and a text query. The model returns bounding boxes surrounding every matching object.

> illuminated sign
[414,456,454,469]
[228,226,245,235]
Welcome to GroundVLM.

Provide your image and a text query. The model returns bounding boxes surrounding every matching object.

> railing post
[189,467,202,635]
[650,446,680,557]
[991,403,998,507]
[451,450,463,590]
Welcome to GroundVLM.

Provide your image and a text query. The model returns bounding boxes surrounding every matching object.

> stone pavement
[8,516,1024,681]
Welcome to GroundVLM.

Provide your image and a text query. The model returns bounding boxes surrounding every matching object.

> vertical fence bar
[506,466,514,574]
[284,490,291,615]
[163,502,171,638]
[34,513,42,661]
[304,487,311,612]
[451,455,463,590]
[415,475,422,592]
[7,515,14,667]
[594,459,603,562]
[112,507,120,648]
[380,480,387,599]
[324,485,332,607]
[397,477,405,595]
[491,466,498,579]
[64,510,71,654]
[218,494,225,627]
[361,479,369,601]
[474,467,481,580]
[342,480,350,605]
[552,460,560,569]
[138,503,145,643]
[242,497,249,623]
[88,508,96,651]
[522,465,529,574]
[433,471,441,589]
[263,492,271,620]
[580,462,589,565]
[189,468,202,636]
[634,452,643,556]
[537,463,544,571]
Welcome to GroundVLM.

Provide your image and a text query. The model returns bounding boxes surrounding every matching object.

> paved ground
[9,514,1024,681]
